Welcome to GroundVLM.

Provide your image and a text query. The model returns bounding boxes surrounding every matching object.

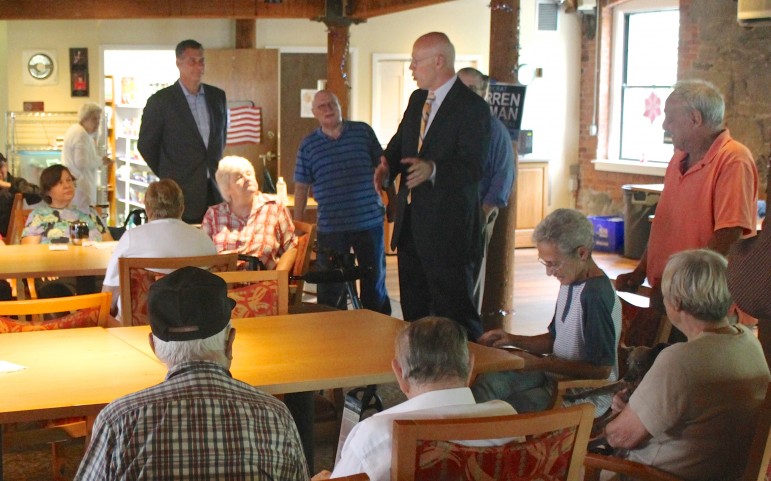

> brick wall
[577,0,771,209]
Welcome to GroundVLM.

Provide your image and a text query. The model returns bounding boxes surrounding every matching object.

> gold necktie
[418,91,436,152]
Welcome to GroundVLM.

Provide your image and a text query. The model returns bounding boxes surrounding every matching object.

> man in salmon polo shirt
[616,79,758,340]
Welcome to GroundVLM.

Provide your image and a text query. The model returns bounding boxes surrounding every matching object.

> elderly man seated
[102,179,216,319]
[472,208,622,416]
[75,267,308,480]
[201,155,297,270]
[605,249,770,480]
[313,316,516,481]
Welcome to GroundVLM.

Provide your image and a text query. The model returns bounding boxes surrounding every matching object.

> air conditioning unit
[738,0,771,27]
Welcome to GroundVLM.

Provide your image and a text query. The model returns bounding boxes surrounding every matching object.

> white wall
[518,2,582,212]
[0,0,580,210]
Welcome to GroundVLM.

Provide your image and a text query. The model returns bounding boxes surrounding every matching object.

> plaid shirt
[75,362,308,481]
[201,194,297,270]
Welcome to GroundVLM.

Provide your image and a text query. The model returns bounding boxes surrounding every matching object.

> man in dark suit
[138,39,227,224]
[374,32,490,340]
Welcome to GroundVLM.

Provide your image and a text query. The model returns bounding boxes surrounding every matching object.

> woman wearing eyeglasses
[471,208,622,417]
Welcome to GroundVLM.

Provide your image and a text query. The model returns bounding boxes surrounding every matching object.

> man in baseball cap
[75,267,308,481]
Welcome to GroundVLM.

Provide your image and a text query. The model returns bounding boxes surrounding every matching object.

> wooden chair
[391,403,594,481]
[118,253,238,326]
[741,383,771,481]
[6,192,32,245]
[0,291,112,480]
[5,192,38,298]
[0,292,111,328]
[214,269,289,317]
[289,220,316,305]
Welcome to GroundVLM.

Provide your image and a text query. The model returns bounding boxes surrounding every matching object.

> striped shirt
[294,121,385,233]
[548,274,622,415]
[74,361,308,481]
[201,193,297,270]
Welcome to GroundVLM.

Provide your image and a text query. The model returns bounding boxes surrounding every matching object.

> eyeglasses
[538,257,566,272]
[538,247,580,272]
[410,54,437,66]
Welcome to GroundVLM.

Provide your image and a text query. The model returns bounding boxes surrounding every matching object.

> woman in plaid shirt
[201,156,297,269]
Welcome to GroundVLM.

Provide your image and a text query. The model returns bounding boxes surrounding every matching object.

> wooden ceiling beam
[0,0,327,20]
[350,0,451,19]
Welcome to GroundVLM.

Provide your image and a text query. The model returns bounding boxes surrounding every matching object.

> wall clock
[22,49,58,86]
[28,53,54,80]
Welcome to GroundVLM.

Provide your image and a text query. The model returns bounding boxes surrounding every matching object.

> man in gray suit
[138,39,227,224]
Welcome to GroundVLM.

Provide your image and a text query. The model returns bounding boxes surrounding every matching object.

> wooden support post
[482,0,520,332]
[235,19,256,49]
[325,23,351,118]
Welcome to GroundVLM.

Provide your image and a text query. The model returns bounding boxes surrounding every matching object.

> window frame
[594,0,679,176]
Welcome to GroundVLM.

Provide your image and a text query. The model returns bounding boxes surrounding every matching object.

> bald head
[410,32,456,91]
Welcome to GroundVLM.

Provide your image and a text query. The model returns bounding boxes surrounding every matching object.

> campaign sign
[488,83,527,139]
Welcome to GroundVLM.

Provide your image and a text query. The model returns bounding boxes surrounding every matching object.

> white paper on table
[91,241,118,249]
[0,360,27,374]
[48,244,69,251]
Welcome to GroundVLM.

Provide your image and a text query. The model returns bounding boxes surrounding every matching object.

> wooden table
[107,310,524,393]
[0,310,521,475]
[0,327,167,425]
[0,243,115,279]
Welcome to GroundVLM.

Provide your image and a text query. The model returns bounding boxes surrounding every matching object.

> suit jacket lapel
[419,78,463,155]
[204,85,222,153]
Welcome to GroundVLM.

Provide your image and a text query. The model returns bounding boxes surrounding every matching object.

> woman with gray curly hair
[472,208,622,416]
[201,156,296,269]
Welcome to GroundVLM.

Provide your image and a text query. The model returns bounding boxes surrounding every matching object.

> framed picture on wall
[70,48,89,97]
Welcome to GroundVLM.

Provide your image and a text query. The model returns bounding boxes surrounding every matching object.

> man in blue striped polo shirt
[294,90,393,314]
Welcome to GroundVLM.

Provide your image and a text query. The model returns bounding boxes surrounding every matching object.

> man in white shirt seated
[314,316,516,481]
[102,179,217,320]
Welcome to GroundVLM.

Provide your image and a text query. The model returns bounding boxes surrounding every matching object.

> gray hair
[395,316,469,385]
[661,249,732,323]
[153,323,232,368]
[144,179,184,219]
[458,67,489,97]
[215,156,257,203]
[78,102,102,123]
[670,79,725,130]
[532,208,595,255]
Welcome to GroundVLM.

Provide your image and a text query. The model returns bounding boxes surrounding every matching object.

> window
[604,0,679,172]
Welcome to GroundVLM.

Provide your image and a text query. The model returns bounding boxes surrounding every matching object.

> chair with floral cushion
[118,253,238,326]
[0,291,112,480]
[0,291,111,330]
[214,269,289,317]
[391,403,594,481]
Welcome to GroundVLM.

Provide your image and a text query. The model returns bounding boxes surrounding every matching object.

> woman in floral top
[21,164,112,244]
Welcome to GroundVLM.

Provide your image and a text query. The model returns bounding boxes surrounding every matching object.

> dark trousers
[316,224,391,315]
[396,210,483,341]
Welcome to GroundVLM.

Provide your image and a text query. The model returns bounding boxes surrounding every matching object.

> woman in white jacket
[62,102,112,211]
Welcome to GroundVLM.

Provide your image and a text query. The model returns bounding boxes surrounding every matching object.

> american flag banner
[226,106,261,146]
